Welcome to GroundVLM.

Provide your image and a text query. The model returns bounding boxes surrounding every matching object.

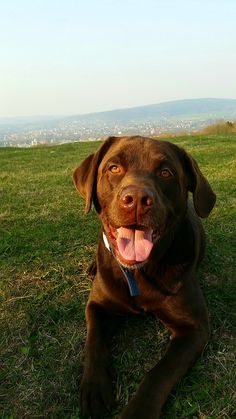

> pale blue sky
[1,0,236,117]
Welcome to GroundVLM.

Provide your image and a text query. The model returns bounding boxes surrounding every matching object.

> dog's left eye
[160,169,173,178]
[109,165,121,174]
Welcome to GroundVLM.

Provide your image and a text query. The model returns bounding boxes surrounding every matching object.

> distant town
[0,119,211,148]
[1,98,236,147]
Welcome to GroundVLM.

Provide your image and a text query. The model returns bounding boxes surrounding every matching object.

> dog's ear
[73,153,95,213]
[183,150,216,218]
[73,136,117,213]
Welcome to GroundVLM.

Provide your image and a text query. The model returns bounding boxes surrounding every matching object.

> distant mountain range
[65,97,236,123]
[1,98,236,147]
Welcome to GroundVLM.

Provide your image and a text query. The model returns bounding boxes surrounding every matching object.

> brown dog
[73,136,216,419]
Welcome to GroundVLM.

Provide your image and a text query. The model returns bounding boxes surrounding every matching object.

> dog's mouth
[107,224,159,266]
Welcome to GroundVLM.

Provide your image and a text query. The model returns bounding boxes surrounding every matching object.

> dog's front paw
[119,388,160,419]
[120,402,160,419]
[79,370,114,418]
[119,399,148,419]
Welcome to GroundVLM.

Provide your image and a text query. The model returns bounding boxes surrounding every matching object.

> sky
[1,0,236,118]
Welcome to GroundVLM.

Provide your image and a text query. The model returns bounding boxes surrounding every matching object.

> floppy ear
[73,136,117,214]
[73,153,95,213]
[183,151,216,218]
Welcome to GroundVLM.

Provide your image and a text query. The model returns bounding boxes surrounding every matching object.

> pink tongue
[117,227,153,262]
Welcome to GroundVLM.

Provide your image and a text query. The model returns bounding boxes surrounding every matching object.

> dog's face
[73,136,216,268]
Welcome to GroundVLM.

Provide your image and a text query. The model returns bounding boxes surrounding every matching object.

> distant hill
[1,98,236,146]
[65,98,236,123]
[1,98,236,126]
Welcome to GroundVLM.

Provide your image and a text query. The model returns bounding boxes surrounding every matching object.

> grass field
[1,134,235,418]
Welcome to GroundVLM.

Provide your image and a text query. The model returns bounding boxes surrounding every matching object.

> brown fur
[73,136,216,418]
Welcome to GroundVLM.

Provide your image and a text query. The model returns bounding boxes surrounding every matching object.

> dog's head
[73,136,216,268]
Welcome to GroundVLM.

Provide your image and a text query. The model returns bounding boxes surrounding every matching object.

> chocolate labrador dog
[73,136,216,419]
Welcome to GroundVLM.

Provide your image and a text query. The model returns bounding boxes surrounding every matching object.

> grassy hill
[1,134,235,418]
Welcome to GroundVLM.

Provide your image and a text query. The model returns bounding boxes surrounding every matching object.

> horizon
[1,0,236,118]
[1,96,236,147]
[1,96,236,121]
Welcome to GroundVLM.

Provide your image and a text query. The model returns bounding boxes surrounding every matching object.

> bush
[202,120,236,134]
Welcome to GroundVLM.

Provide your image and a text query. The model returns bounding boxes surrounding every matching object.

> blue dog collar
[102,232,140,297]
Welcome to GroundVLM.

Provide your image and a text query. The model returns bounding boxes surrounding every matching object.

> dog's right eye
[160,169,173,178]
[109,165,121,174]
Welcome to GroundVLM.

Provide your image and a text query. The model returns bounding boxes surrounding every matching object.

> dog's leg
[120,328,208,419]
[80,301,116,419]
[120,287,209,419]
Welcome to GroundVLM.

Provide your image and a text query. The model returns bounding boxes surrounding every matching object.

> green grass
[1,134,235,418]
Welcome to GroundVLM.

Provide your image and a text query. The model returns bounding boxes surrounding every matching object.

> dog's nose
[120,186,154,212]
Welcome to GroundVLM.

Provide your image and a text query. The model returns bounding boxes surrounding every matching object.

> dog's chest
[131,277,165,313]
[131,268,183,313]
